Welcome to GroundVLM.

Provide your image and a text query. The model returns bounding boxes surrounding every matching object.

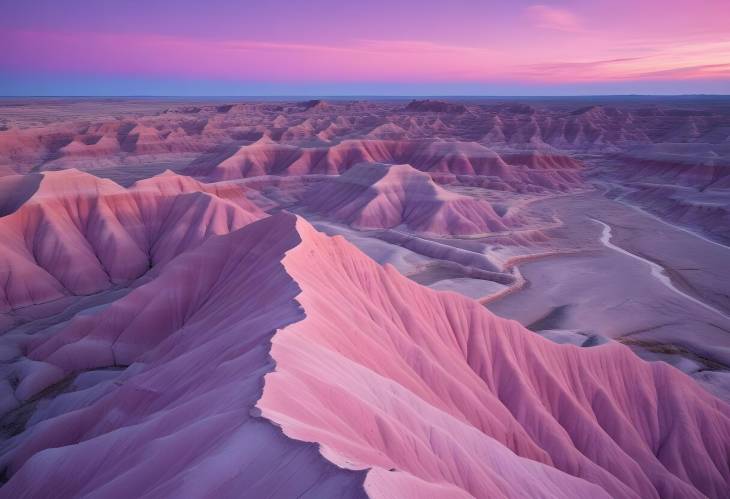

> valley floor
[486,190,730,399]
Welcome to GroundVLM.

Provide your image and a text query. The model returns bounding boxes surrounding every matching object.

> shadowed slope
[0,174,42,216]
[4,214,729,498]
[0,214,366,498]
[0,169,264,311]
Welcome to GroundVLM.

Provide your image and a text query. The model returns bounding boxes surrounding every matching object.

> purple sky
[1,0,729,95]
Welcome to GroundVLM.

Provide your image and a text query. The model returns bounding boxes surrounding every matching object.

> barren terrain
[0,96,729,498]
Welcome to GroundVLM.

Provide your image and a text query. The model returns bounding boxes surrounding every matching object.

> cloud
[517,49,730,82]
[0,29,506,83]
[525,4,582,32]
[519,57,647,80]
[635,63,730,80]
[2,28,728,86]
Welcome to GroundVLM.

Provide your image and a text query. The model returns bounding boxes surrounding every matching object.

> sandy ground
[486,190,730,397]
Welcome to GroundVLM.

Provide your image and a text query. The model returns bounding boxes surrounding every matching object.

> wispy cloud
[1,28,728,86]
[636,63,730,80]
[524,4,582,32]
[0,30,504,82]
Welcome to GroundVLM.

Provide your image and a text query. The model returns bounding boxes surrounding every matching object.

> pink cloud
[525,4,582,32]
[0,30,508,82]
[635,63,730,80]
[1,27,728,85]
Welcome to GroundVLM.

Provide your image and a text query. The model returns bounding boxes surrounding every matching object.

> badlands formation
[0,97,729,498]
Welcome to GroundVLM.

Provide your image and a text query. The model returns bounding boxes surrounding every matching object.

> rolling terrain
[0,97,729,498]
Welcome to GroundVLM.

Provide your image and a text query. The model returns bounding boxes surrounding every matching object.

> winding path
[591,217,730,321]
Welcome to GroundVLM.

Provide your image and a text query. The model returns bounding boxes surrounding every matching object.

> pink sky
[1,0,728,94]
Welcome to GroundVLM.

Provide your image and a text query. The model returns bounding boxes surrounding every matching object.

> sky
[1,0,729,96]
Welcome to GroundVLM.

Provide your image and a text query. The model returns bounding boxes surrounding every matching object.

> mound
[408,140,510,174]
[405,99,467,113]
[304,163,510,235]
[0,169,264,311]
[3,214,728,498]
[299,99,330,111]
[0,127,57,172]
[487,103,537,115]
[366,123,409,140]
[58,135,122,158]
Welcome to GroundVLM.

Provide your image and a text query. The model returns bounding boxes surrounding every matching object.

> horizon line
[2,94,730,99]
